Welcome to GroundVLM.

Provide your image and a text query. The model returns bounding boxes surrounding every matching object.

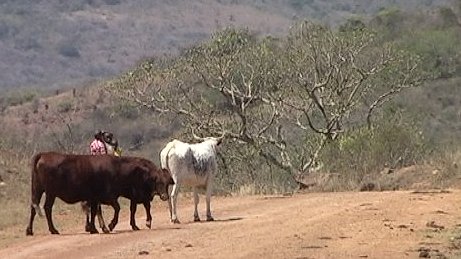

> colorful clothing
[90,139,107,155]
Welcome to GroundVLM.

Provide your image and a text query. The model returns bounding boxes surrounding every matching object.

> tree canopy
[108,21,428,190]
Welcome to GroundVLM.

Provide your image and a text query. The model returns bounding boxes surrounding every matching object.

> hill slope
[0,0,456,89]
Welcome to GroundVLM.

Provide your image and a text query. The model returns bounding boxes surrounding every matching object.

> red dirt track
[1,190,460,258]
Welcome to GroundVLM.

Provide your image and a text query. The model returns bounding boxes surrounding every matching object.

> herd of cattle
[25,134,224,236]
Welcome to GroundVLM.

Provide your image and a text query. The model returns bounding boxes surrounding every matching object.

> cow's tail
[160,141,175,171]
[31,153,43,217]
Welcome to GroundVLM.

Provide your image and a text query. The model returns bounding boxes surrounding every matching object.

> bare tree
[107,23,427,190]
[281,22,426,177]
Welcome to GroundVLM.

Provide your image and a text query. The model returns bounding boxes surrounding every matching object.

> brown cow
[83,157,168,232]
[26,152,174,236]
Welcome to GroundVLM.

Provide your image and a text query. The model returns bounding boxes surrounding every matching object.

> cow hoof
[85,225,91,233]
[89,228,99,234]
[26,228,33,236]
[131,225,140,231]
[108,222,117,231]
[206,217,214,222]
[102,227,110,234]
[146,221,152,229]
[194,216,201,222]
[171,219,181,224]
[50,229,60,235]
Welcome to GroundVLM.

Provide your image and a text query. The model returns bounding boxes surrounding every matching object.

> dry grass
[297,160,461,193]
[0,148,32,230]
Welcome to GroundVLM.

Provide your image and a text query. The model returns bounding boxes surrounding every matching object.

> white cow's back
[160,139,217,188]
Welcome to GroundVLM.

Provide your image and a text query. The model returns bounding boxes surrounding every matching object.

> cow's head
[152,168,174,201]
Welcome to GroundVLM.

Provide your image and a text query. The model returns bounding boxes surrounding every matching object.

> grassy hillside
[0,0,456,89]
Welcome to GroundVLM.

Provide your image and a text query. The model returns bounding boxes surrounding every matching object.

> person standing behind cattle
[90,130,107,155]
[90,130,121,156]
[84,130,121,233]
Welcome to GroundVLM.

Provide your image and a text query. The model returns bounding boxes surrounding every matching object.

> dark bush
[103,0,121,5]
[58,45,81,58]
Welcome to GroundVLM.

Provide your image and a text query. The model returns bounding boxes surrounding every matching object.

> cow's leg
[26,205,37,236]
[167,185,173,221]
[26,189,44,236]
[87,202,99,234]
[43,195,59,234]
[108,200,120,231]
[83,202,91,232]
[96,204,110,233]
[193,187,200,222]
[144,201,152,229]
[129,201,140,231]
[84,203,108,233]
[205,182,214,222]
[169,183,181,224]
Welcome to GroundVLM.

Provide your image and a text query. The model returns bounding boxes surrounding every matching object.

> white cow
[160,134,223,223]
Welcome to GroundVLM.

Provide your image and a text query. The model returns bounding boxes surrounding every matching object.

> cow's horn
[217,130,226,141]
[191,128,205,141]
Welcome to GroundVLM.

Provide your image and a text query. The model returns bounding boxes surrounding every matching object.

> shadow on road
[208,217,244,222]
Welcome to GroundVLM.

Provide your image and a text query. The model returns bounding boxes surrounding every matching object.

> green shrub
[320,118,429,180]
[57,101,73,113]
[0,89,37,111]
[438,7,458,28]
[370,7,405,38]
[112,103,140,120]
[339,17,366,32]
[215,144,297,195]
[399,28,461,78]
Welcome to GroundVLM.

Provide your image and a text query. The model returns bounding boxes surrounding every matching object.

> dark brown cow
[26,152,174,236]
[83,157,167,232]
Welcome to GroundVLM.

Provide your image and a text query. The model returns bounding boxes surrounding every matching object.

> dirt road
[1,190,460,259]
